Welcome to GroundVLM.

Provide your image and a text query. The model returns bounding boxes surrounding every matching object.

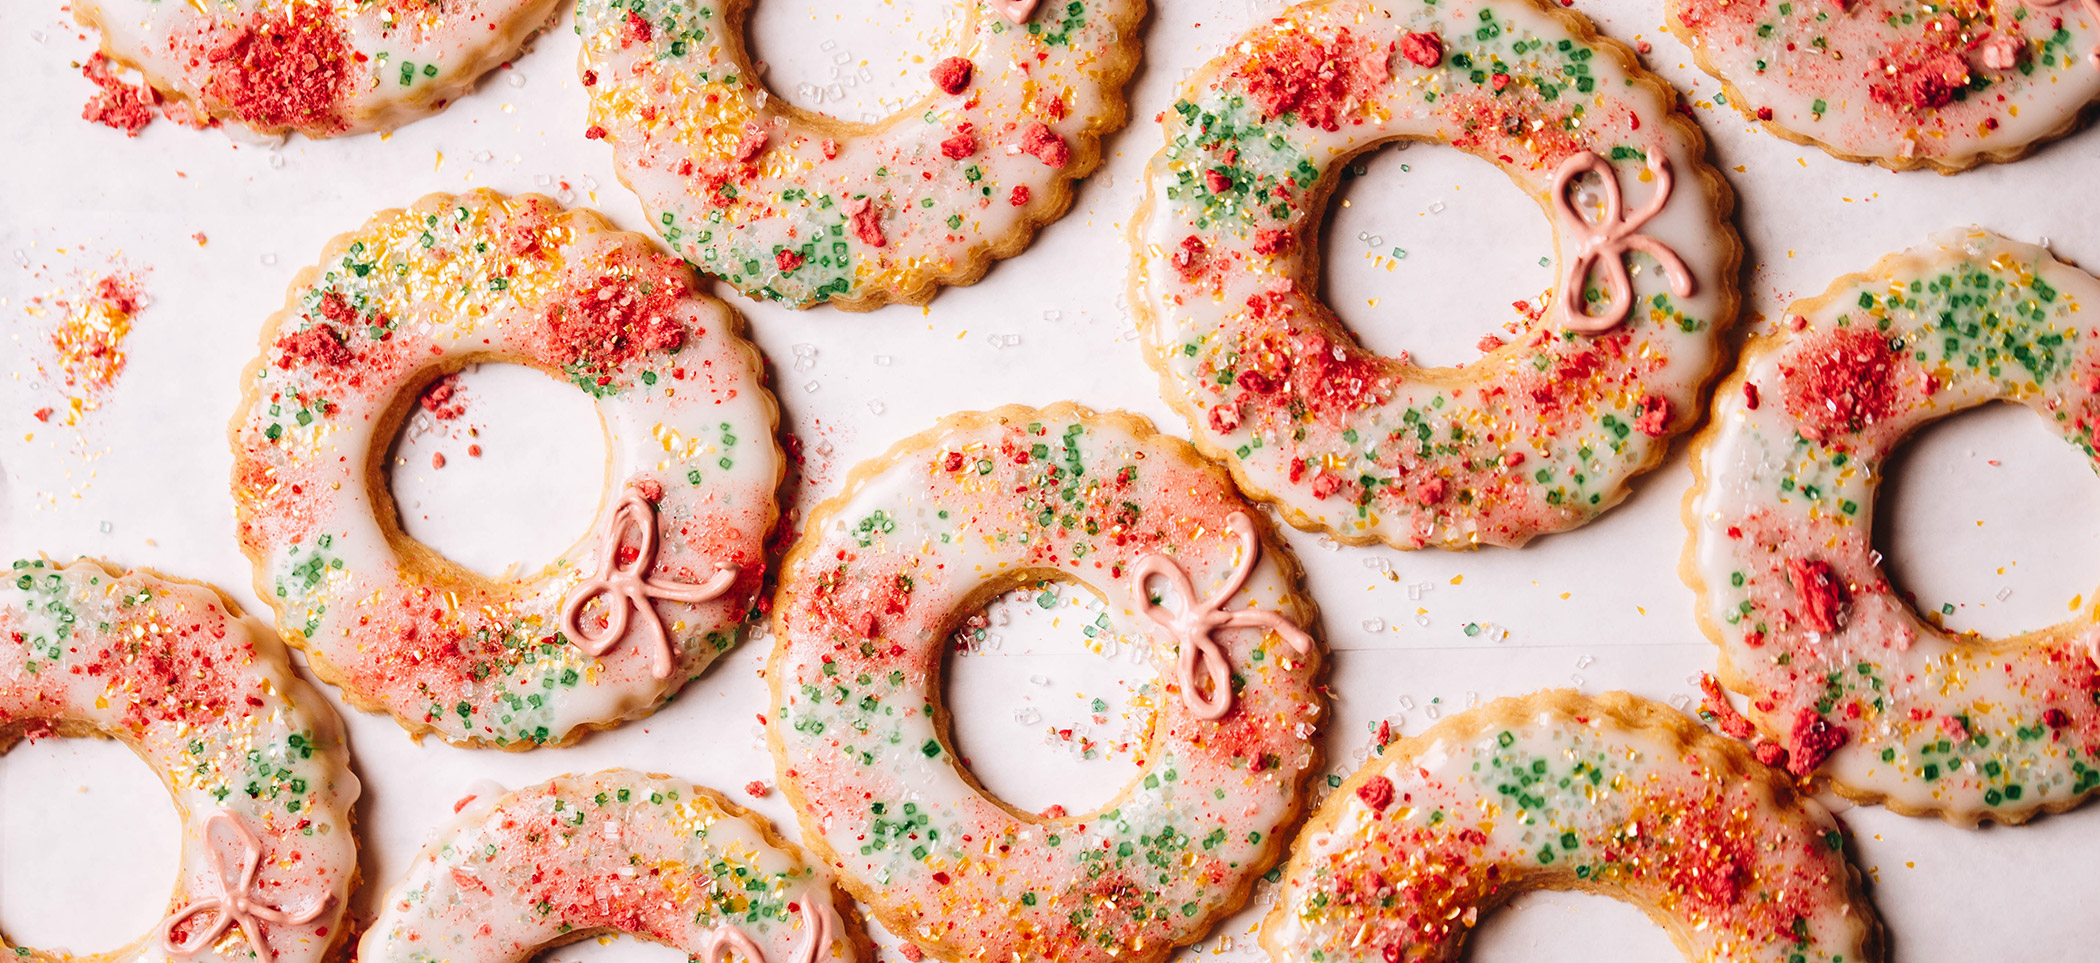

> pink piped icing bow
[700,899,830,963]
[1551,149,1696,334]
[1132,511,1314,720]
[560,489,738,680]
[159,810,331,963]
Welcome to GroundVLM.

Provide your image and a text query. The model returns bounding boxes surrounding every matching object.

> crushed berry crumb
[1021,122,1070,168]
[197,8,352,133]
[273,324,353,369]
[930,57,974,95]
[80,54,157,136]
[1355,775,1395,811]
[1399,32,1444,68]
[1786,709,1847,776]
[1786,558,1846,634]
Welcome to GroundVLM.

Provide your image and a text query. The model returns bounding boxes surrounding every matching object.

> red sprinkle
[777,249,806,272]
[744,780,770,797]
[1009,185,1031,206]
[431,452,447,469]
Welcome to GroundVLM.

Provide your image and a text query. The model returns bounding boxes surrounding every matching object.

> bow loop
[561,489,740,679]
[1551,150,1696,334]
[1130,511,1314,720]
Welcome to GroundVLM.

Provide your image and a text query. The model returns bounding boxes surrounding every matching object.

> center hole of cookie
[942,578,1149,817]
[1321,142,1555,369]
[0,736,179,953]
[1876,402,2100,637]
[747,0,952,122]
[386,363,608,579]
[1466,890,1679,963]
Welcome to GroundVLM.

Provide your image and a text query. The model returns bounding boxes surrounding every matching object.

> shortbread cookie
[0,558,359,963]
[770,404,1325,963]
[231,190,781,749]
[1130,0,1739,549]
[1686,229,2100,823]
[1264,690,1881,963]
[362,770,857,963]
[76,0,562,137]
[1670,0,2100,171]
[576,0,1145,309]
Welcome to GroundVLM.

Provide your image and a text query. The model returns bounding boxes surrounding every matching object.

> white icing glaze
[575,0,1143,308]
[1670,0,2100,168]
[1130,0,1737,550]
[77,0,561,136]
[230,191,781,748]
[1264,692,1878,963]
[0,559,359,963]
[360,770,852,963]
[770,406,1323,963]
[1688,229,2100,822]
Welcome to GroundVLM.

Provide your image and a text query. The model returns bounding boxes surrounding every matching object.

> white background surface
[2,0,2099,959]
